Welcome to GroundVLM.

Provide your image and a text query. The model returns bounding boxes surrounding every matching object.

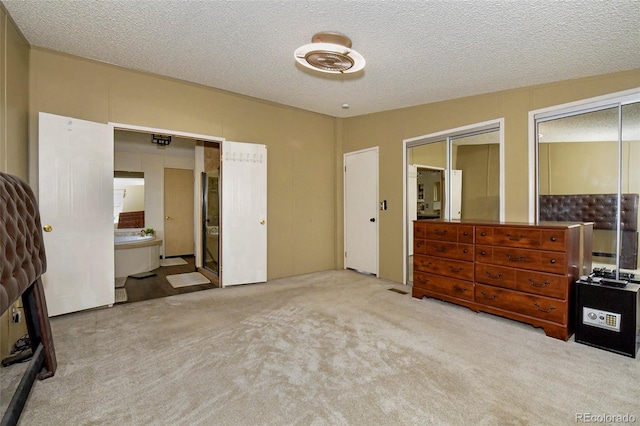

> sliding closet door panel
[538,107,620,270]
[621,102,640,270]
[221,141,267,286]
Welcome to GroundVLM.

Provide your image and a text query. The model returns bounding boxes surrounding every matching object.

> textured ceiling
[2,0,640,118]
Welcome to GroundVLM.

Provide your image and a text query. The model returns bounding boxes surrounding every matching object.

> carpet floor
[1,270,638,425]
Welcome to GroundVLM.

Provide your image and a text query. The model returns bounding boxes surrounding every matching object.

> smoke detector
[294,32,365,74]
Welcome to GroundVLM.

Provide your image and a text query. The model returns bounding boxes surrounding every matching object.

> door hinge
[344,166,346,172]
[344,251,347,258]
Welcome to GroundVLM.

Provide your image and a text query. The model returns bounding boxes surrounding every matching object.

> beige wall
[0,6,29,177]
[0,6,29,359]
[3,19,640,288]
[28,48,338,281]
[342,69,640,283]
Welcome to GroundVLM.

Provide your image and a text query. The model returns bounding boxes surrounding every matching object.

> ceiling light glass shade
[294,35,365,74]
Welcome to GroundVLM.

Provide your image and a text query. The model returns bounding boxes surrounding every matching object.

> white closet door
[39,112,114,316]
[221,141,267,286]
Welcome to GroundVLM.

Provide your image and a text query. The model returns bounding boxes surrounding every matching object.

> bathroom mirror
[114,171,145,228]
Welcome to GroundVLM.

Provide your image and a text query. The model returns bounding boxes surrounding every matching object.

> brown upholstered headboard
[0,173,47,316]
[539,194,639,232]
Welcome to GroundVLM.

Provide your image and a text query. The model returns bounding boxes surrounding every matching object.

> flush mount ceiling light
[294,32,365,74]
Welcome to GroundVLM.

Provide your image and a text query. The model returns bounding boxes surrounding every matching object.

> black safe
[575,279,639,358]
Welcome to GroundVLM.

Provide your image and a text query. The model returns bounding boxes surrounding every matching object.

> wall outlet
[11,310,21,323]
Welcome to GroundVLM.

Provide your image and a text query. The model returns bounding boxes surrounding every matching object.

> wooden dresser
[413,220,583,340]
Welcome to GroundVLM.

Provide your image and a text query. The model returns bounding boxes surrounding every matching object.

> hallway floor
[120,256,216,303]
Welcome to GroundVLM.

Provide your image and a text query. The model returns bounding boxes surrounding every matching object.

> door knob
[43,224,53,232]
[165,216,172,220]
[260,220,265,225]
[370,218,376,222]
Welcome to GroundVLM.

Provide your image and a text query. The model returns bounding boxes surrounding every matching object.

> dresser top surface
[414,219,583,229]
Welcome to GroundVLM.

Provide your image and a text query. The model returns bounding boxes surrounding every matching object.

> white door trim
[109,122,224,269]
[343,146,379,276]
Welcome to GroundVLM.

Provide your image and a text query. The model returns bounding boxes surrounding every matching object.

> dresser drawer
[423,223,459,242]
[413,238,427,255]
[479,246,567,275]
[514,270,567,299]
[414,272,474,301]
[475,264,516,289]
[419,222,474,243]
[475,226,494,245]
[476,226,569,252]
[475,283,567,324]
[539,229,567,251]
[491,227,541,249]
[414,255,474,281]
[423,241,474,262]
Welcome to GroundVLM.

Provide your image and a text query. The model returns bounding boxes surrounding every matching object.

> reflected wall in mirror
[537,101,640,273]
[452,131,500,221]
[114,171,145,228]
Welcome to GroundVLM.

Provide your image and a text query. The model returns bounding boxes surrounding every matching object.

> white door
[221,141,267,286]
[164,168,195,257]
[344,148,378,275]
[38,112,114,316]
[449,169,462,220]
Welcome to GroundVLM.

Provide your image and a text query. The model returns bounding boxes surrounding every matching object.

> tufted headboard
[539,193,639,232]
[0,173,47,315]
[1,172,56,424]
[539,193,639,269]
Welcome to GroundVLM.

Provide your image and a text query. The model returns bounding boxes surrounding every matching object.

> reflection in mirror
[537,102,640,274]
[451,130,500,221]
[114,171,145,228]
[202,142,220,275]
[409,140,446,223]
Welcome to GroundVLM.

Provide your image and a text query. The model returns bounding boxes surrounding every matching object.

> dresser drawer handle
[416,227,422,233]
[481,232,486,236]
[435,245,447,253]
[528,278,550,288]
[480,250,486,256]
[506,254,526,262]
[550,236,557,242]
[549,259,556,264]
[534,302,556,313]
[416,276,430,284]
[485,271,503,279]
[506,233,525,241]
[416,242,422,248]
[463,249,468,254]
[480,291,497,300]
[419,260,432,267]
[463,231,469,236]
[453,285,467,293]
[449,266,463,273]
[434,229,447,236]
